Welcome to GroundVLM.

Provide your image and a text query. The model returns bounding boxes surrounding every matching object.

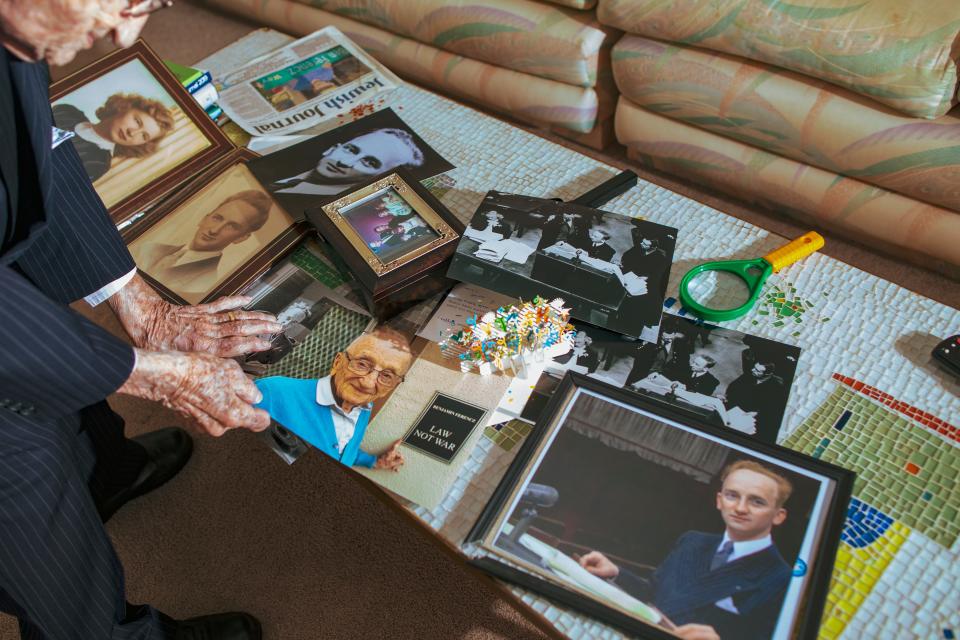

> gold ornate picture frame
[320,171,460,277]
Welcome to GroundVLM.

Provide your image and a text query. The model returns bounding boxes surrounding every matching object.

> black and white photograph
[238,253,370,374]
[520,314,800,443]
[521,320,645,422]
[624,313,801,444]
[470,375,851,640]
[247,108,455,219]
[447,192,676,341]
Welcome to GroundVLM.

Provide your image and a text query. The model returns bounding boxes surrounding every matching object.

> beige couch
[205,0,960,272]
[601,0,960,272]
[203,0,621,150]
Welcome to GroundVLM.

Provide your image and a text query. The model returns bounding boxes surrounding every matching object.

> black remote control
[932,334,960,377]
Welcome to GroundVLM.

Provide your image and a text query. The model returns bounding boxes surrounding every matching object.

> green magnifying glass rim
[678,259,773,322]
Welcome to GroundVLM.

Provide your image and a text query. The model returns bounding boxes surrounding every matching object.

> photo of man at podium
[486,390,828,640]
[448,191,677,341]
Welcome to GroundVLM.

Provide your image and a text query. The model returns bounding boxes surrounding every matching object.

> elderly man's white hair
[348,326,412,356]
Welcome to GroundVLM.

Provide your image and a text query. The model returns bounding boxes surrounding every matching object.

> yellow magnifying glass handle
[763,231,825,273]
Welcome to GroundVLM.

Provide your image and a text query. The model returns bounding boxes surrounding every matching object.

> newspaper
[217,27,401,137]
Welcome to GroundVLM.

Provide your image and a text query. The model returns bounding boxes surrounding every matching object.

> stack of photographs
[522,313,802,444]
[446,192,677,342]
[466,374,852,640]
[50,41,455,308]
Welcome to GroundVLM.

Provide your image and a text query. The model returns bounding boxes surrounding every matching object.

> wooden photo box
[305,168,464,320]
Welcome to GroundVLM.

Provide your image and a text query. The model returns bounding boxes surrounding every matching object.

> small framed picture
[466,373,852,640]
[304,167,464,319]
[126,150,307,305]
[49,40,234,224]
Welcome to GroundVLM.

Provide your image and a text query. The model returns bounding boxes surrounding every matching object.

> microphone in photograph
[520,482,559,509]
[506,482,560,549]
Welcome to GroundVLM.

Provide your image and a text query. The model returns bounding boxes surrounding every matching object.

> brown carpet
[3,2,957,638]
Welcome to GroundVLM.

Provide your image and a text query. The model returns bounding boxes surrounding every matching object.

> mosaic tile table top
[336,86,960,639]
[193,30,960,639]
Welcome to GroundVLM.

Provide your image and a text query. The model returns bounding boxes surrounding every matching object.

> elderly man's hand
[374,439,405,472]
[108,274,282,357]
[118,349,271,437]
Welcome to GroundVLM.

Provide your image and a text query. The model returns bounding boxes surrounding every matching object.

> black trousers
[0,401,173,639]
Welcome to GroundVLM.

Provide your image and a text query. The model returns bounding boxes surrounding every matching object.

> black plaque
[402,392,488,464]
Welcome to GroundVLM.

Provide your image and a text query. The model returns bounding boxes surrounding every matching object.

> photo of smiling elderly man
[248,107,453,218]
[254,327,414,470]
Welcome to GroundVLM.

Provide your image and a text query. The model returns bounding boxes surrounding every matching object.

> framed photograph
[49,40,234,224]
[247,107,455,220]
[304,167,465,320]
[467,373,852,640]
[447,192,677,341]
[522,314,801,443]
[126,150,307,305]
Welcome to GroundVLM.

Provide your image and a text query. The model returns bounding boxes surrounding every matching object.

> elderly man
[254,327,414,471]
[0,1,279,638]
[578,461,794,640]
[134,189,273,299]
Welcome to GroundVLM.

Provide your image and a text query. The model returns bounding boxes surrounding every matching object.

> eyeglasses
[121,0,175,18]
[341,352,404,387]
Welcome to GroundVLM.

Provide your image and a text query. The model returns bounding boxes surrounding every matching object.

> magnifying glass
[679,232,824,322]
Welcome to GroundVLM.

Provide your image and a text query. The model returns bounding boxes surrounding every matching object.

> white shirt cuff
[83,267,137,307]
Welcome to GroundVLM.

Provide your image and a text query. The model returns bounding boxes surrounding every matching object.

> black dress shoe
[97,427,194,522]
[173,612,262,640]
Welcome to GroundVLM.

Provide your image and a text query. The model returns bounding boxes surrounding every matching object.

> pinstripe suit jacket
[0,48,136,426]
[619,531,790,640]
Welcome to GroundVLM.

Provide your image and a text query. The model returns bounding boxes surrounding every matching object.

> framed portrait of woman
[49,40,234,225]
[126,150,307,305]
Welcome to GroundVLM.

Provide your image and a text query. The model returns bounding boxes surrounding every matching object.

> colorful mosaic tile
[785,385,960,548]
[782,382,960,639]
[842,529,960,639]
[289,244,346,289]
[832,374,960,444]
[821,511,910,640]
[754,282,831,336]
[842,498,895,549]
[483,419,533,452]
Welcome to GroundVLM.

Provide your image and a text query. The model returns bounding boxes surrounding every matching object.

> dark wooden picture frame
[305,167,465,320]
[49,39,235,225]
[466,373,853,640]
[125,148,307,305]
